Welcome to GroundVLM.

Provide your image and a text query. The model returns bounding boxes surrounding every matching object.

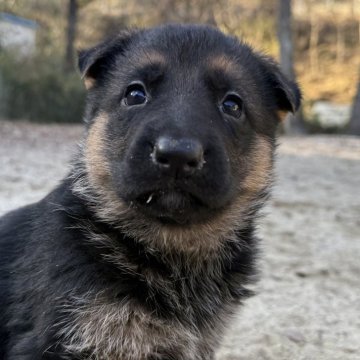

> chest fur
[58,294,220,360]
[55,227,253,359]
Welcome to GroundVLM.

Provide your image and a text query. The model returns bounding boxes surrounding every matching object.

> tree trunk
[278,0,294,80]
[347,77,360,135]
[278,0,306,134]
[64,0,78,72]
[309,14,319,73]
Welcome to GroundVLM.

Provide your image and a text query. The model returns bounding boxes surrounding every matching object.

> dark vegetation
[0,52,85,123]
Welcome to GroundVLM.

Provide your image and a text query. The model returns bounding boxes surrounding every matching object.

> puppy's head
[76,25,300,252]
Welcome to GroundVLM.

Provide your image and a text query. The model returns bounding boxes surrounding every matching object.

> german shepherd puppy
[0,24,300,359]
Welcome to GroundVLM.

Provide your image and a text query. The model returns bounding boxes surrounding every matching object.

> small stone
[284,329,306,344]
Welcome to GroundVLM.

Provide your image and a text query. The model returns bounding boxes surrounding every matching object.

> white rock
[311,101,351,128]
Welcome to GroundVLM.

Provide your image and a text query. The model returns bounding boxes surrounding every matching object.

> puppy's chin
[133,189,216,225]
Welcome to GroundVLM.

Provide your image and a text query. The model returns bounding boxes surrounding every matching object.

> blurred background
[0,1,360,360]
[0,0,359,132]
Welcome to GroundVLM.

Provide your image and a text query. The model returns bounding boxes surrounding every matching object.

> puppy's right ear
[78,30,138,90]
[254,54,301,121]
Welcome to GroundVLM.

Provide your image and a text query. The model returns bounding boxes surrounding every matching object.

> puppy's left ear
[261,57,302,119]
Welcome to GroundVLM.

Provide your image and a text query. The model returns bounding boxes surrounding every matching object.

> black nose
[152,137,204,175]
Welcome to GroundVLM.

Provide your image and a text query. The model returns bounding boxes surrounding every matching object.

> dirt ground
[0,120,359,360]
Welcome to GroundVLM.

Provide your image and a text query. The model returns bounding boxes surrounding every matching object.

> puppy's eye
[124,83,147,106]
[221,94,243,118]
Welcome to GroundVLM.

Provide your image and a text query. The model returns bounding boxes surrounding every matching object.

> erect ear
[78,30,139,90]
[260,56,302,120]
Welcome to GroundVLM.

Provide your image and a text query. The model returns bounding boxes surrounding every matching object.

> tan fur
[84,77,96,90]
[136,49,167,68]
[69,118,272,359]
[277,110,289,121]
[55,225,224,359]
[85,113,112,190]
[59,293,201,360]
[207,54,240,78]
[75,120,273,261]
[241,135,273,194]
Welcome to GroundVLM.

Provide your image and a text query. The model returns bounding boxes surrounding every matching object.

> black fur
[0,24,301,359]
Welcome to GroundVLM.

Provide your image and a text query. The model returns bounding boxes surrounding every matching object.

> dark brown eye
[124,83,147,106]
[221,94,243,118]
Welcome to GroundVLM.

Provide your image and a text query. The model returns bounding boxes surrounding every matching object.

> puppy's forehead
[123,27,243,72]
[118,27,255,91]
[124,47,241,83]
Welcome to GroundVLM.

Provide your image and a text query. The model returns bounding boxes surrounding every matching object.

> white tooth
[146,193,154,204]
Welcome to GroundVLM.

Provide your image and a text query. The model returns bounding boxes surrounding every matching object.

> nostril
[187,160,199,168]
[157,155,169,166]
[152,136,204,175]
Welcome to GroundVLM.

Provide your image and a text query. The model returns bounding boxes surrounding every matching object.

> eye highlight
[221,93,243,119]
[124,83,147,106]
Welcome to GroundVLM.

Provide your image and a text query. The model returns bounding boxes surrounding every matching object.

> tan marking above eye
[207,54,239,78]
[135,49,167,68]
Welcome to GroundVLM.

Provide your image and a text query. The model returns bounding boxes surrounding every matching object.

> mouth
[134,188,209,225]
